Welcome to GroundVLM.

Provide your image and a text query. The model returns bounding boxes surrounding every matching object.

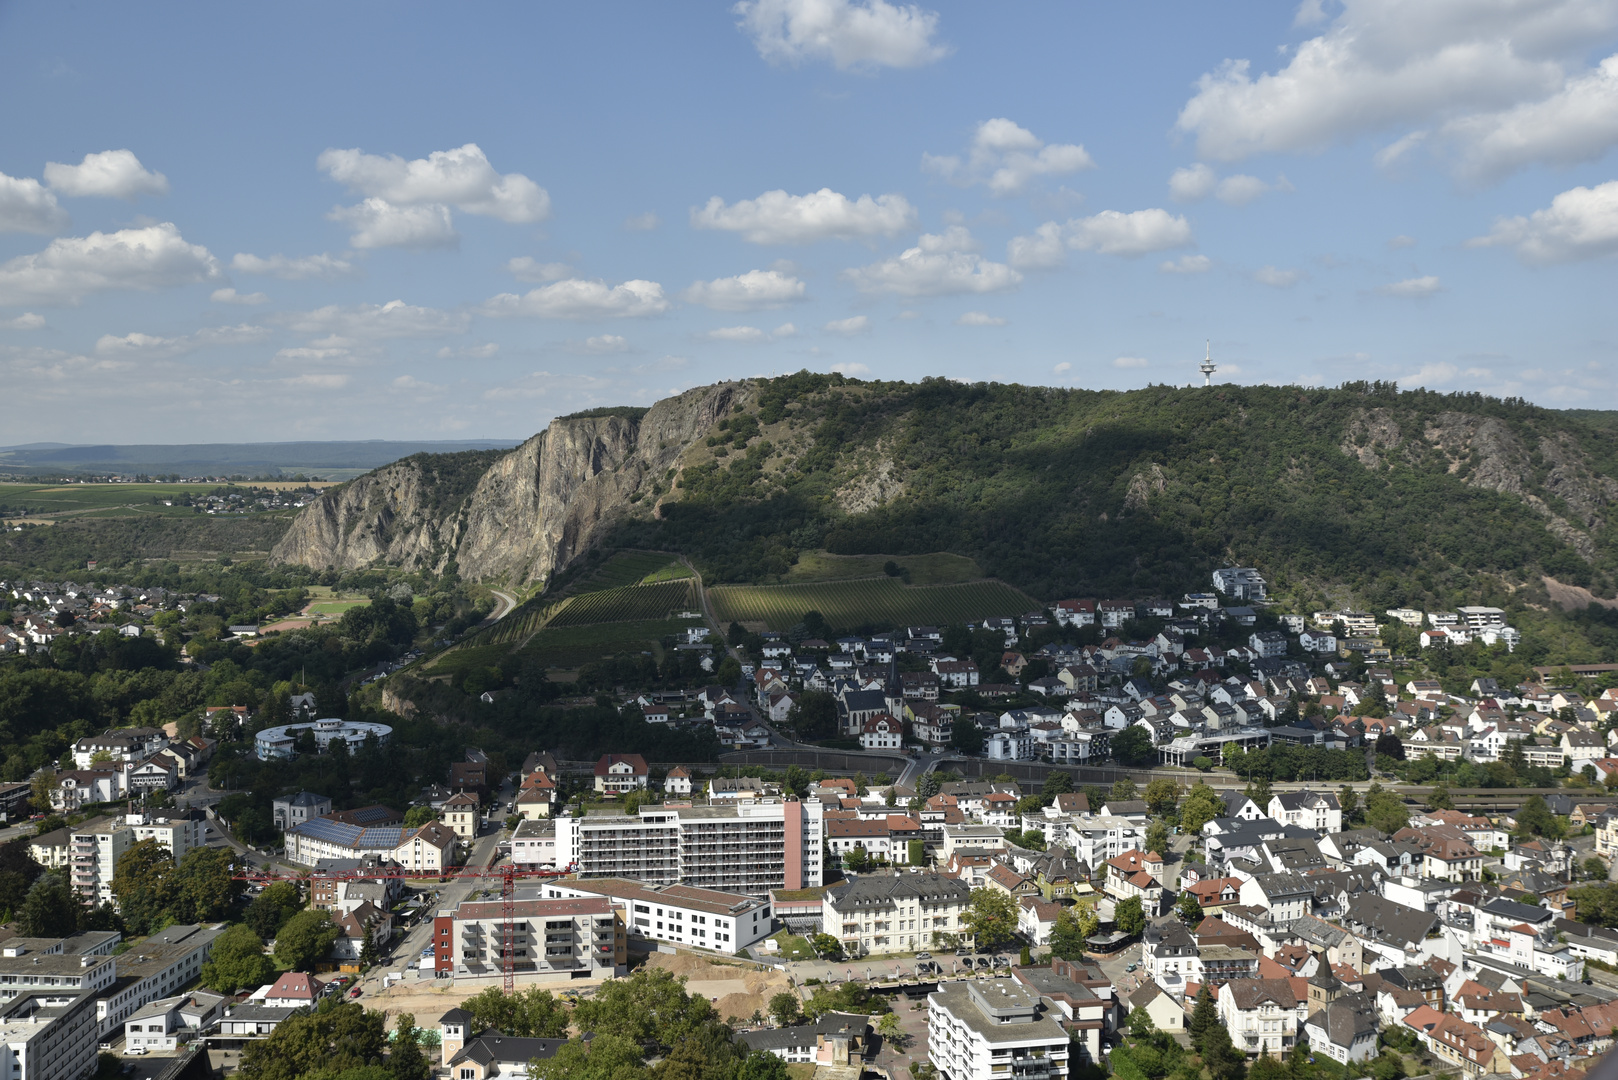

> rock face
[270,383,740,585]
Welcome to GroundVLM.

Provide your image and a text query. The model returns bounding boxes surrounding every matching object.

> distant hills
[0,440,517,481]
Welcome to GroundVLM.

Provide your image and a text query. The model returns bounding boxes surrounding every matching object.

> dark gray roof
[738,1013,869,1054]
[1479,897,1554,925]
[449,1034,569,1067]
[1273,789,1341,812]
[1250,873,1314,899]
[826,873,971,912]
[1341,895,1438,949]
[1305,993,1379,1049]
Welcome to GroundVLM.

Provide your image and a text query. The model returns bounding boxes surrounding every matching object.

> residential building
[284,818,457,872]
[1303,993,1380,1065]
[1267,790,1342,832]
[271,791,332,832]
[122,991,223,1053]
[430,895,625,980]
[511,819,559,868]
[0,988,101,1080]
[253,718,392,761]
[92,923,224,1036]
[441,792,480,840]
[739,1013,871,1069]
[537,878,772,956]
[70,811,206,906]
[1219,979,1303,1057]
[824,873,972,956]
[928,980,1070,1080]
[593,754,650,794]
[1213,568,1268,601]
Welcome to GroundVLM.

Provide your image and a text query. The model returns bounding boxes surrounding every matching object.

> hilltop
[266,374,1617,618]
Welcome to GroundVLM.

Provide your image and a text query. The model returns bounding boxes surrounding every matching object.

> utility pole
[1199,340,1217,387]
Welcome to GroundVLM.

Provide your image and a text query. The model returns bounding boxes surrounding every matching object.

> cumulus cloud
[1169,164,1218,202]
[319,143,549,222]
[843,226,1022,296]
[922,118,1095,196]
[436,343,500,359]
[1160,254,1212,274]
[692,188,915,244]
[480,279,671,319]
[285,299,469,338]
[1388,234,1417,249]
[1113,356,1149,368]
[831,361,872,376]
[1067,209,1193,256]
[1255,265,1303,287]
[210,288,269,305]
[773,322,798,337]
[706,325,769,342]
[94,324,270,358]
[567,335,632,354]
[955,311,1006,326]
[1006,222,1068,271]
[1217,173,1286,205]
[624,212,661,231]
[0,172,69,234]
[733,0,950,70]
[1175,0,1618,181]
[43,150,168,198]
[328,198,457,250]
[506,257,574,283]
[1053,361,1072,374]
[0,313,46,330]
[682,269,807,311]
[824,315,870,335]
[1469,179,1618,263]
[1377,274,1444,296]
[231,252,356,280]
[0,222,221,306]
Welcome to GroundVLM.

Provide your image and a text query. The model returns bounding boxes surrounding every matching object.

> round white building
[254,717,392,761]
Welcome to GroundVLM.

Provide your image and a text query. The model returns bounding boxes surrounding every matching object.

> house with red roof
[263,971,323,1008]
[593,753,649,795]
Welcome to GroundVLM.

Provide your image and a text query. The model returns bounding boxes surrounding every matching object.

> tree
[387,1013,431,1080]
[1114,896,1145,936]
[1201,1024,1247,1080]
[572,968,717,1049]
[810,933,843,960]
[275,909,340,972]
[1145,820,1170,857]
[1042,771,1075,799]
[460,985,568,1038]
[169,846,241,924]
[1143,778,1181,815]
[20,873,79,938]
[529,1034,646,1080]
[916,772,944,799]
[768,991,802,1027]
[247,881,302,940]
[239,998,387,1080]
[950,718,985,755]
[1126,1006,1157,1038]
[786,691,838,741]
[1245,775,1273,804]
[1179,783,1224,834]
[1425,783,1454,811]
[1338,784,1360,824]
[1516,795,1563,839]
[1176,893,1204,924]
[1110,779,1139,801]
[202,923,277,994]
[1049,907,1088,960]
[716,658,742,686]
[963,887,1018,950]
[1188,983,1218,1050]
[877,1011,902,1043]
[1111,727,1155,766]
[1363,783,1410,834]
[110,838,173,936]
[1249,1051,1289,1080]
[403,806,435,828]
[908,839,925,866]
[1375,733,1405,760]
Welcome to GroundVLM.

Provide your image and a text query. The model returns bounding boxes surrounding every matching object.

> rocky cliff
[269,383,740,585]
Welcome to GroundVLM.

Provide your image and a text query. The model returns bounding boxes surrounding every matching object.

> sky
[2,0,1617,443]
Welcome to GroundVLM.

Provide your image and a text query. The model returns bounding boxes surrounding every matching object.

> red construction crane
[233,861,574,994]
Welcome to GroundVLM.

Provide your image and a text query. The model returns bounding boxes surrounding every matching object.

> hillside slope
[272,374,1618,610]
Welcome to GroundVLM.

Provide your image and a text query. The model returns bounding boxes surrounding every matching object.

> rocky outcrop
[271,383,741,586]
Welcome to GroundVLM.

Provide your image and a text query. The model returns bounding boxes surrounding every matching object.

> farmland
[781,550,983,585]
[708,577,1035,632]
[546,580,697,627]
[515,618,700,668]
[564,550,689,594]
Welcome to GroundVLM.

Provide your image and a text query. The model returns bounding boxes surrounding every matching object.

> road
[488,589,517,621]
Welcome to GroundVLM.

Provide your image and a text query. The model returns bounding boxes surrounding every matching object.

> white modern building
[429,895,625,981]
[928,980,1070,1080]
[283,818,456,871]
[70,811,207,906]
[536,878,773,956]
[254,718,392,761]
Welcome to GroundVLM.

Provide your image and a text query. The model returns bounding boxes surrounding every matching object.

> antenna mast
[1199,340,1217,387]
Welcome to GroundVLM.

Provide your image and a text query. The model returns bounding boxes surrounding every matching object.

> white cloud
[733,0,950,70]
[1052,361,1072,374]
[1388,234,1417,249]
[706,325,769,342]
[1006,222,1067,271]
[843,226,1022,296]
[392,375,444,392]
[692,187,915,244]
[1113,356,1149,368]
[955,311,1006,326]
[1169,164,1218,202]
[831,362,872,376]
[773,322,798,337]
[318,143,549,223]
[94,324,270,358]
[1160,254,1212,274]
[480,279,671,319]
[1068,209,1193,256]
[282,372,351,390]
[1217,174,1277,205]
[1175,0,1618,180]
[328,198,457,250]
[210,287,269,305]
[43,150,168,198]
[1377,274,1444,296]
[286,299,469,338]
[579,335,632,354]
[0,172,68,234]
[624,212,661,231]
[0,313,46,330]
[436,343,500,359]
[1469,179,1618,263]
[0,222,221,306]
[922,118,1095,196]
[506,257,574,283]
[824,315,870,335]
[231,252,356,279]
[682,269,807,310]
[1255,265,1303,287]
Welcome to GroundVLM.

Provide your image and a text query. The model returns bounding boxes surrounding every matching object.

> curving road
[488,589,518,621]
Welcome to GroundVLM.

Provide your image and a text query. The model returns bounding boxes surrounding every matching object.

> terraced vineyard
[546,579,698,627]
[566,550,689,593]
[479,597,569,645]
[708,577,1034,632]
[516,618,700,668]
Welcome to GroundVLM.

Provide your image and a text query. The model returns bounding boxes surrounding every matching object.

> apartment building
[283,818,457,871]
[928,980,1070,1080]
[0,949,117,1006]
[557,799,824,897]
[70,812,206,906]
[824,873,972,957]
[442,792,480,840]
[511,819,559,868]
[0,990,100,1080]
[537,878,772,956]
[92,923,224,1036]
[430,896,625,981]
[271,791,332,831]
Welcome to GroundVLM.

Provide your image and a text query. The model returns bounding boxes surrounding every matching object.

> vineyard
[708,577,1035,632]
[547,580,698,626]
[566,550,690,593]
[516,618,698,668]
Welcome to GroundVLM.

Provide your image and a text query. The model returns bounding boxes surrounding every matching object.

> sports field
[708,577,1033,632]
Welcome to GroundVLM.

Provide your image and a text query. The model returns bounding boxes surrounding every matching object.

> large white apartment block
[0,989,100,1080]
[70,811,207,906]
[283,818,456,871]
[430,896,625,981]
[537,878,773,956]
[928,980,1070,1080]
[824,873,973,957]
[557,798,824,897]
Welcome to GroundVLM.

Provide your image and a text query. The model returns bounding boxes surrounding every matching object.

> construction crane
[233,861,575,995]
[1199,339,1217,386]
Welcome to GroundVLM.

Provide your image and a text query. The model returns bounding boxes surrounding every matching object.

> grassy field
[515,618,699,668]
[422,642,513,678]
[546,580,698,627]
[307,599,369,615]
[567,550,687,593]
[781,550,983,585]
[708,577,1034,631]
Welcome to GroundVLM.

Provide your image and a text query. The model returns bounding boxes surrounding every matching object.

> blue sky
[2,0,1616,442]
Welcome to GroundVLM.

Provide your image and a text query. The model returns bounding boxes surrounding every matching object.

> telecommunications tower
[1199,340,1216,386]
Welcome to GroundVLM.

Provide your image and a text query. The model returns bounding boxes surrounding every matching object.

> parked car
[915,951,931,960]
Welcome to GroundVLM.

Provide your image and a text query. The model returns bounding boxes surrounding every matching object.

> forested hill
[277,374,1618,613]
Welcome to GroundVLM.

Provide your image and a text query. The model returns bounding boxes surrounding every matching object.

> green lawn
[516,618,691,667]
[782,549,984,585]
[771,930,815,961]
[308,600,370,615]
[709,576,1034,632]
